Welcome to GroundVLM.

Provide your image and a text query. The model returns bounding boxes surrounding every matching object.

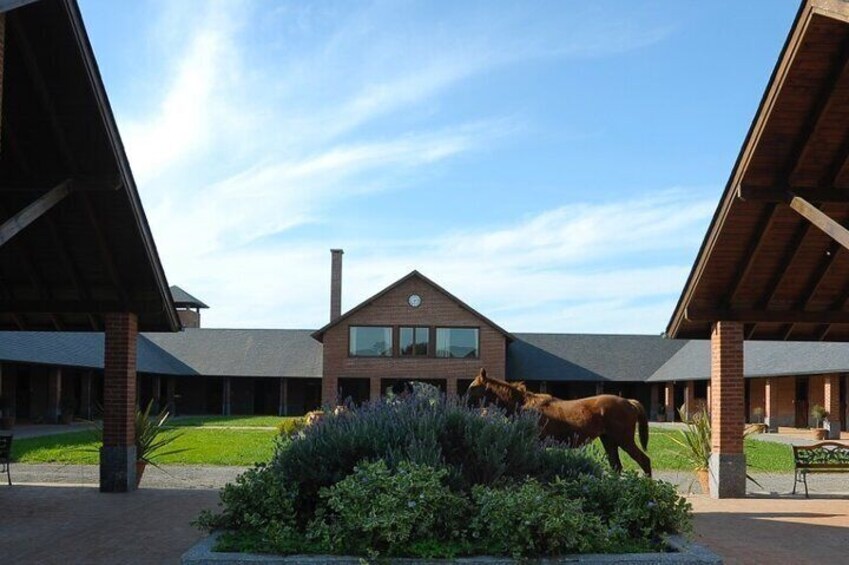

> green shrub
[470,479,608,557]
[308,460,470,557]
[194,463,303,554]
[558,472,693,543]
[274,395,590,512]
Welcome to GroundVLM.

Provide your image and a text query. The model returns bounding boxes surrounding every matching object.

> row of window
[349,326,479,359]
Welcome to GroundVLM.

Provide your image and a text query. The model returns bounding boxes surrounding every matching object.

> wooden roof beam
[788,195,849,251]
[739,186,849,202]
[0,179,72,247]
[686,307,849,325]
[723,204,778,307]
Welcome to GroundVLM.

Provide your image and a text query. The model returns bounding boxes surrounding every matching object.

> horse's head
[466,368,490,406]
[465,368,524,413]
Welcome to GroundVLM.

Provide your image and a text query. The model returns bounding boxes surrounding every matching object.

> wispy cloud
[103,0,688,333]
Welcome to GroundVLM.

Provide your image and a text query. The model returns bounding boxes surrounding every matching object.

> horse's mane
[482,376,556,407]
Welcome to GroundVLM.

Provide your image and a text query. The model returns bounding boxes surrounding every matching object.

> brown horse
[466,369,651,476]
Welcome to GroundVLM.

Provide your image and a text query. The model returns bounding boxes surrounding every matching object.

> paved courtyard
[0,484,219,565]
[2,465,849,563]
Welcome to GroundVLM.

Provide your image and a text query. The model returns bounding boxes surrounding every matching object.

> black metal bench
[0,433,11,485]
[792,441,849,497]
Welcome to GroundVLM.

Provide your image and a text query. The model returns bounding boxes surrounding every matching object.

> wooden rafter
[80,192,129,306]
[722,203,778,307]
[782,241,841,339]
[739,187,849,203]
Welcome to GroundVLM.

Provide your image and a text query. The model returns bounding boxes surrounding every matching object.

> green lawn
[613,429,793,473]
[168,415,299,428]
[11,424,795,472]
[12,428,278,466]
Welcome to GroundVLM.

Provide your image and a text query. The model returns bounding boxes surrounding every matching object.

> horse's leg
[619,435,652,478]
[599,434,622,473]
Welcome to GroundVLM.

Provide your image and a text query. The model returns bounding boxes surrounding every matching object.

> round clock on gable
[408,294,422,308]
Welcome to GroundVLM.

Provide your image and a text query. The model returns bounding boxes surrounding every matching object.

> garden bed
[193,393,697,561]
[183,533,722,564]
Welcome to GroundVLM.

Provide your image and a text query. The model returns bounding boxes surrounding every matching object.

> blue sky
[78,0,800,333]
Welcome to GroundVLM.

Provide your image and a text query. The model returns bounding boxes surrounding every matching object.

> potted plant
[657,404,667,422]
[134,400,185,486]
[0,396,14,430]
[669,407,711,493]
[810,404,829,440]
[60,396,75,425]
[670,406,763,494]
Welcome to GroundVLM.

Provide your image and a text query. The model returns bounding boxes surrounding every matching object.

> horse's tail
[628,399,649,450]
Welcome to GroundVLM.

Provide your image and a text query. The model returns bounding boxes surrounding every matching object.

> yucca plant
[135,399,186,467]
[670,406,761,493]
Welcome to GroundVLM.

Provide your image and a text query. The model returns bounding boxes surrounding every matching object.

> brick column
[709,321,746,498]
[47,367,62,424]
[322,375,338,407]
[664,382,675,421]
[595,382,604,395]
[80,371,93,420]
[445,378,458,397]
[706,383,712,415]
[684,380,696,420]
[100,312,138,493]
[1,363,14,423]
[824,375,841,439]
[370,377,382,402]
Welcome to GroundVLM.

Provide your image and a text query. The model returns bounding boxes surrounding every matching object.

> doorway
[795,377,809,428]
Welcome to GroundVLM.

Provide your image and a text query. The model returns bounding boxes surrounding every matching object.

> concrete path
[656,470,849,497]
[10,422,96,439]
[11,463,245,489]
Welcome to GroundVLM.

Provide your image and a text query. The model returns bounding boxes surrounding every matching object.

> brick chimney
[330,249,343,322]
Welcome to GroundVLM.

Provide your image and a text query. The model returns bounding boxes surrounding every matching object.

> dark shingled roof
[170,286,209,309]
[144,329,321,377]
[0,329,322,377]
[508,333,689,382]
[648,340,849,382]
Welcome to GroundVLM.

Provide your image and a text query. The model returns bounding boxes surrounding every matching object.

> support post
[709,321,746,498]
[47,367,61,424]
[100,312,138,493]
[595,382,604,395]
[166,377,176,415]
[322,375,338,407]
[222,377,231,416]
[684,380,696,420]
[370,377,382,402]
[279,378,288,416]
[446,377,458,397]
[151,375,161,412]
[539,381,548,394]
[824,374,842,439]
[649,384,659,420]
[80,370,93,420]
[765,378,780,432]
[664,382,675,421]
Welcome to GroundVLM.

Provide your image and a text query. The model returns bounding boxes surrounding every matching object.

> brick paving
[0,484,219,565]
[689,495,849,565]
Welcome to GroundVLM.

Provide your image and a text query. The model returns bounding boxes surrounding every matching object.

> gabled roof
[170,286,209,309]
[667,0,849,342]
[311,270,513,342]
[0,0,178,331]
[508,333,688,382]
